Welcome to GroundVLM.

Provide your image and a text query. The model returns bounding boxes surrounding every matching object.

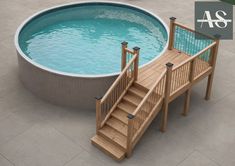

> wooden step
[106,117,127,136]
[98,125,127,150]
[91,135,125,161]
[128,86,147,98]
[133,83,149,93]
[111,108,128,124]
[117,101,136,114]
[123,93,142,106]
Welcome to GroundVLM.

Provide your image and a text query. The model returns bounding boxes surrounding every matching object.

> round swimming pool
[15,2,168,109]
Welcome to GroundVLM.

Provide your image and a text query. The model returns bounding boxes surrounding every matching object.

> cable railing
[95,42,140,132]
[173,24,214,56]
[168,17,219,95]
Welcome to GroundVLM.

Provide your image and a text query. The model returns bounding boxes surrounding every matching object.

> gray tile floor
[0,0,234,166]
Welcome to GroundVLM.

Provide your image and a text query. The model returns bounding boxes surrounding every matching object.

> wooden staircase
[91,18,219,161]
[90,45,166,159]
[91,83,148,160]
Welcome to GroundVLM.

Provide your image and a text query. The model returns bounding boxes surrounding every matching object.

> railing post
[168,17,176,50]
[126,114,134,158]
[95,96,102,133]
[189,59,196,82]
[160,62,173,132]
[205,38,220,100]
[121,41,128,70]
[182,59,195,116]
[133,47,140,81]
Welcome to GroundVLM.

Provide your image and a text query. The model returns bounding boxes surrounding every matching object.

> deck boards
[137,49,190,89]
[137,49,211,89]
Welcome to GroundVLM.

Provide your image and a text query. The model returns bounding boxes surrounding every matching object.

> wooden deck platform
[91,19,219,161]
[137,49,211,90]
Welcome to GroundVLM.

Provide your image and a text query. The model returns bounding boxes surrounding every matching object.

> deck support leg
[205,37,219,100]
[182,58,195,116]
[160,62,173,132]
[161,102,169,132]
[182,89,192,116]
[205,73,214,100]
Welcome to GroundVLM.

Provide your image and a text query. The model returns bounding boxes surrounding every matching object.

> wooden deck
[137,49,189,89]
[91,19,219,161]
[137,49,211,90]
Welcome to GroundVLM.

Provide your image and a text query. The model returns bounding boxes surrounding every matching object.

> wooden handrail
[126,68,166,156]
[101,53,137,103]
[95,42,140,132]
[174,22,195,32]
[131,69,167,116]
[172,42,217,71]
[96,44,140,131]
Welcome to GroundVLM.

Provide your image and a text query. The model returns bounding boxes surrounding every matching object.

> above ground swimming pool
[15,2,168,109]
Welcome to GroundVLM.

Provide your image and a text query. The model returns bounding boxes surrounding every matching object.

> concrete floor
[0,0,234,166]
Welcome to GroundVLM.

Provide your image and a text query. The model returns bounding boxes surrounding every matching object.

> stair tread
[106,117,127,136]
[123,93,142,106]
[112,108,128,124]
[91,135,125,161]
[129,87,147,98]
[99,125,127,149]
[117,101,136,114]
[133,83,148,92]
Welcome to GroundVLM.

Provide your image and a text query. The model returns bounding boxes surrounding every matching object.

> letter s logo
[215,10,229,28]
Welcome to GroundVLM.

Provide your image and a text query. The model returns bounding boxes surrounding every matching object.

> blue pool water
[19,3,168,75]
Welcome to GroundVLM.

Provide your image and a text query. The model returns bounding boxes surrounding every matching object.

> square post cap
[170,17,176,21]
[127,114,135,119]
[166,62,174,67]
[133,47,140,51]
[121,41,128,45]
[95,96,103,100]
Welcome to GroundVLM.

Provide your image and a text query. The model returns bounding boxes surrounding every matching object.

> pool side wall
[17,52,116,110]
